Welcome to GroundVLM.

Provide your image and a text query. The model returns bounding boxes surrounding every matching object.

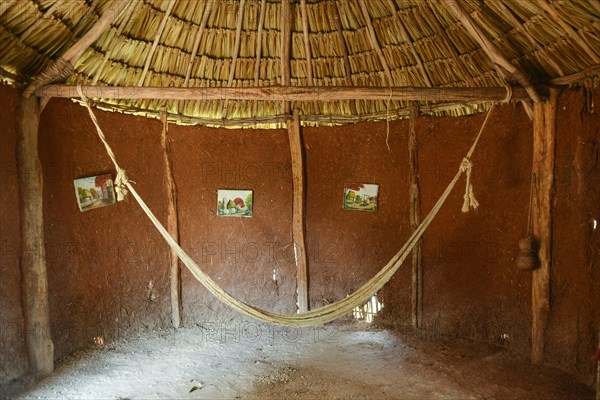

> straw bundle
[0,0,599,128]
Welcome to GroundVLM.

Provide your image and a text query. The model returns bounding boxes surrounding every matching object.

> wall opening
[352,294,383,323]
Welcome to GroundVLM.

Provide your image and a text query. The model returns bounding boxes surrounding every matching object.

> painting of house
[343,183,379,211]
[74,174,116,212]
[217,189,253,217]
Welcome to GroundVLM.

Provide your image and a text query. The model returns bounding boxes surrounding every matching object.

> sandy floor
[6,321,594,400]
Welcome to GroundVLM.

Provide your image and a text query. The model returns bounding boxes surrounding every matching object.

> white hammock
[77,85,493,327]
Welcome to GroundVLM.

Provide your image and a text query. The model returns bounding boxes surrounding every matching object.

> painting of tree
[343,183,379,211]
[217,189,253,217]
[74,174,116,212]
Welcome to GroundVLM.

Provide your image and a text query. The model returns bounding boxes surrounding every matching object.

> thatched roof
[1,0,599,128]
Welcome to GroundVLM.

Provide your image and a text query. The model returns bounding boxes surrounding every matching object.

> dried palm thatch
[0,0,599,128]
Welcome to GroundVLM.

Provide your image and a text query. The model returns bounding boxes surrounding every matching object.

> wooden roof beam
[221,0,247,118]
[138,0,177,87]
[420,1,475,86]
[331,0,358,114]
[488,0,564,76]
[548,64,600,86]
[252,0,267,117]
[357,0,394,86]
[300,0,314,86]
[23,0,130,98]
[19,0,67,41]
[535,0,600,64]
[385,0,433,87]
[92,0,141,85]
[281,0,292,115]
[443,0,541,103]
[183,1,213,87]
[70,0,102,40]
[37,84,535,102]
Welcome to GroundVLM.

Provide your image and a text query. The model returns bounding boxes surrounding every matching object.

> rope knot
[114,169,129,202]
[460,158,472,173]
[460,157,479,213]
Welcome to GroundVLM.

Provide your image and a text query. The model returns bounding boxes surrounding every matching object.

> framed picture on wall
[74,174,116,212]
[343,183,379,211]
[217,189,253,217]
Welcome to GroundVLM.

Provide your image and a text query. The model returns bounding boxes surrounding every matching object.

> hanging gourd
[517,175,539,271]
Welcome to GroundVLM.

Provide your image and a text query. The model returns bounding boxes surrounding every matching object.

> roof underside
[1,0,599,128]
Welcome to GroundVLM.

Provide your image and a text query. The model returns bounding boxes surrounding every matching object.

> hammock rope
[76,85,494,327]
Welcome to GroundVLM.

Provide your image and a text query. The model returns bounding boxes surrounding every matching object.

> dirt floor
[4,321,594,400]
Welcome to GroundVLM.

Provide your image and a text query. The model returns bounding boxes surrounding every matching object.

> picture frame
[217,189,253,217]
[74,174,116,212]
[343,183,379,212]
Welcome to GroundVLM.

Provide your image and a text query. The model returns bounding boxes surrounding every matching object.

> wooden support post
[160,111,181,328]
[408,102,423,330]
[287,109,309,312]
[597,329,600,400]
[531,88,559,365]
[17,95,54,374]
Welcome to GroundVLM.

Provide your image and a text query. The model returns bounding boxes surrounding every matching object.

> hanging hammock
[76,85,494,327]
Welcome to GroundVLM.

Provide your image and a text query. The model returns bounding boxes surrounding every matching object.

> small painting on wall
[74,174,116,212]
[343,183,379,211]
[217,189,253,217]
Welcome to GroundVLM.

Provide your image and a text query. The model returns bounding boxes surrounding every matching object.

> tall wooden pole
[288,109,309,312]
[408,102,423,329]
[531,88,559,365]
[597,329,600,400]
[160,111,181,328]
[17,95,54,374]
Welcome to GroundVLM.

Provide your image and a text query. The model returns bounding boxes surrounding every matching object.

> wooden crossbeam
[37,84,533,102]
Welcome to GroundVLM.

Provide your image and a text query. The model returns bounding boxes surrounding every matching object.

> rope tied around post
[77,85,130,201]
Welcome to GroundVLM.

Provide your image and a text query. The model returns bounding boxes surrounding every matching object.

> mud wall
[38,97,173,361]
[0,83,598,387]
[403,104,534,352]
[169,125,298,324]
[381,87,600,386]
[0,85,28,383]
[547,87,600,383]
